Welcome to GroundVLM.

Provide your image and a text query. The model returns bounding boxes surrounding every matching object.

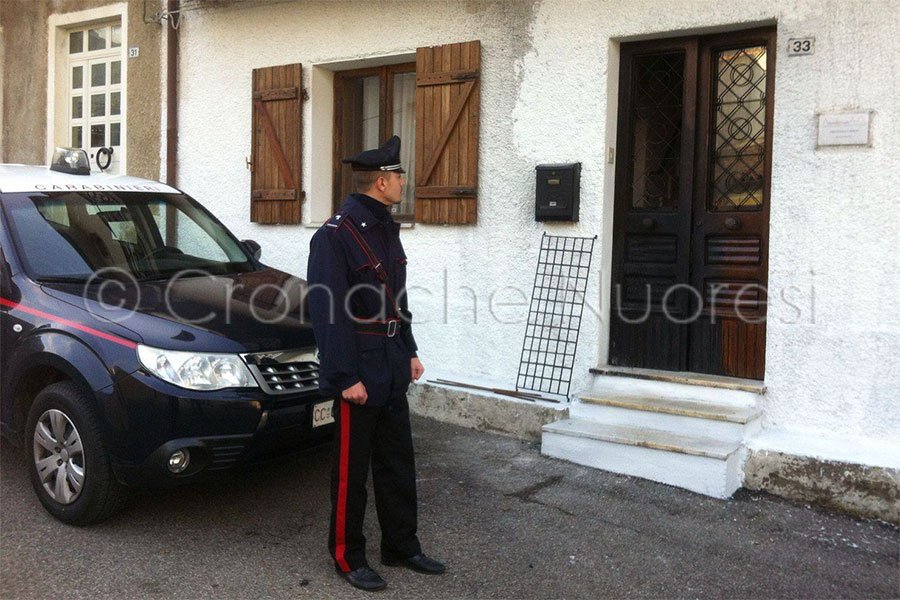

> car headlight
[136,344,258,391]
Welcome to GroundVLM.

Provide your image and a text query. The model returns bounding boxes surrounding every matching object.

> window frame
[47,4,128,174]
[331,62,416,221]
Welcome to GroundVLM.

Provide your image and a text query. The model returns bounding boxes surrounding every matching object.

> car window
[36,199,71,227]
[86,204,138,244]
[147,200,230,262]
[1,191,255,282]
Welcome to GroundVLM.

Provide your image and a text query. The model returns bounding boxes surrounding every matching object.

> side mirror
[242,239,262,261]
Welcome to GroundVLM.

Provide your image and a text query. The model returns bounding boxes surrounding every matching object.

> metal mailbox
[535,163,580,222]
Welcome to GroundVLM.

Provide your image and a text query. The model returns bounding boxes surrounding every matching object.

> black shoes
[381,553,447,575]
[335,565,387,592]
[335,554,446,591]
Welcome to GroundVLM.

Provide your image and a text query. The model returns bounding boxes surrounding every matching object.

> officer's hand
[410,357,425,382]
[342,381,368,405]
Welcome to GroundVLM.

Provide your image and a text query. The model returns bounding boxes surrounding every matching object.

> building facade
[3,0,898,521]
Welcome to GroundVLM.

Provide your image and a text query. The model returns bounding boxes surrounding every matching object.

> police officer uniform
[306,136,444,591]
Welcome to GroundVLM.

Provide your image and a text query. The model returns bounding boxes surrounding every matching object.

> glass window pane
[392,72,417,217]
[91,94,105,117]
[110,92,120,115]
[361,76,380,149]
[91,124,105,147]
[709,45,767,212]
[71,96,83,119]
[628,52,685,210]
[72,126,83,148]
[110,25,121,48]
[110,61,121,85]
[91,63,106,87]
[88,27,107,51]
[69,31,83,54]
[110,123,121,147]
[72,66,83,89]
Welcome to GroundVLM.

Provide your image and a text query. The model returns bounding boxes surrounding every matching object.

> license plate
[312,400,335,427]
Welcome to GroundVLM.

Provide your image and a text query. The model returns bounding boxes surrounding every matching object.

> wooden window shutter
[251,63,303,224]
[415,41,480,224]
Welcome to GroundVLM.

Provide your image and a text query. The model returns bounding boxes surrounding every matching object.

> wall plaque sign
[817,111,872,147]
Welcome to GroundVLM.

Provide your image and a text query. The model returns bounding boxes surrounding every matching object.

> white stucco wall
[175,0,899,467]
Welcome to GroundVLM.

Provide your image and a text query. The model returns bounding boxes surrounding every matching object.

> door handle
[725,217,741,230]
[641,217,656,229]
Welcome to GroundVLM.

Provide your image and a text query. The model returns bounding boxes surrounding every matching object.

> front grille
[242,349,320,396]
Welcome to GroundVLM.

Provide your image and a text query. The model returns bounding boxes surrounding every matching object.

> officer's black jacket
[306,193,417,402]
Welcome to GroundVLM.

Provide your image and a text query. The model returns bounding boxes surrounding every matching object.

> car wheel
[25,381,128,525]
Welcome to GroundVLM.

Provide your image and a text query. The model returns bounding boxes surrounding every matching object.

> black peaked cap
[341,135,406,173]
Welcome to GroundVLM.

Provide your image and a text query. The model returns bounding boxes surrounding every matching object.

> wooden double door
[609,28,775,380]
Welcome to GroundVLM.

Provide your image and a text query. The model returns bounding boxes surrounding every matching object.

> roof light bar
[49,148,91,175]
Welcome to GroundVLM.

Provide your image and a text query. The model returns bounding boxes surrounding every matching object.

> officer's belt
[354,319,402,337]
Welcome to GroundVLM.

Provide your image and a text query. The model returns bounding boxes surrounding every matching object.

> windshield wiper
[133,273,172,282]
[36,274,128,285]
[36,276,93,284]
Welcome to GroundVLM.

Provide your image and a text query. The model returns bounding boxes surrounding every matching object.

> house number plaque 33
[787,38,815,56]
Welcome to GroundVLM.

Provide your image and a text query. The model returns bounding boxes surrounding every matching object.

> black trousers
[328,395,421,572]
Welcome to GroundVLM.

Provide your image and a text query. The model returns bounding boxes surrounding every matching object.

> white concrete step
[588,366,764,406]
[571,394,761,442]
[541,418,744,498]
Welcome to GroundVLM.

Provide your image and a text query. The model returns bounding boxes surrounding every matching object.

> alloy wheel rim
[33,409,85,505]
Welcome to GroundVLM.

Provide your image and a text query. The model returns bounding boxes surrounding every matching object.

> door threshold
[589,365,766,394]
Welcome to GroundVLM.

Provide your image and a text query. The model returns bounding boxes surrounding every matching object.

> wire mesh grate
[517,233,596,400]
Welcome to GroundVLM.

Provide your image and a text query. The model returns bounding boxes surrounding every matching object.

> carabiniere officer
[306,136,446,592]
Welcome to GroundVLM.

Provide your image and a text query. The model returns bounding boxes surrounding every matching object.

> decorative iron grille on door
[517,233,596,400]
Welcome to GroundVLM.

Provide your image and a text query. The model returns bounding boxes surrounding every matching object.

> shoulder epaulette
[324,212,346,228]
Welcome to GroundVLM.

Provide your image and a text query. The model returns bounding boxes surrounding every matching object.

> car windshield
[1,191,255,282]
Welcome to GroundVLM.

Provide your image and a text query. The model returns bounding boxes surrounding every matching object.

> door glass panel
[709,45,767,212]
[72,96,83,119]
[110,25,122,48]
[110,92,120,115]
[392,72,416,217]
[91,124,105,147]
[361,76,380,148]
[629,52,684,210]
[333,63,416,217]
[72,66,83,89]
[88,27,107,51]
[72,126,82,148]
[91,94,105,117]
[91,63,106,87]
[69,31,83,54]
[110,61,121,84]
[110,123,121,146]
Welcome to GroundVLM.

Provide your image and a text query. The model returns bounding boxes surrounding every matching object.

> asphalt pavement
[1,415,897,599]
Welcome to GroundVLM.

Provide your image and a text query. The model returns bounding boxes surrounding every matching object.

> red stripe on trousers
[335,402,352,572]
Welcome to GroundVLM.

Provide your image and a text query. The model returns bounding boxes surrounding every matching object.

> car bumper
[108,370,335,486]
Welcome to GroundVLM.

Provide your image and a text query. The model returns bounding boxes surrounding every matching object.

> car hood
[41,267,316,353]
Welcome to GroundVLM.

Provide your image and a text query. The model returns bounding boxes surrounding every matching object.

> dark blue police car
[0,149,333,524]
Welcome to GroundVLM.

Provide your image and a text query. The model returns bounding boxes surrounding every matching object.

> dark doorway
[609,28,775,380]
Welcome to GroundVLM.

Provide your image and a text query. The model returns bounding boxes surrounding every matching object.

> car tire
[25,381,128,525]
